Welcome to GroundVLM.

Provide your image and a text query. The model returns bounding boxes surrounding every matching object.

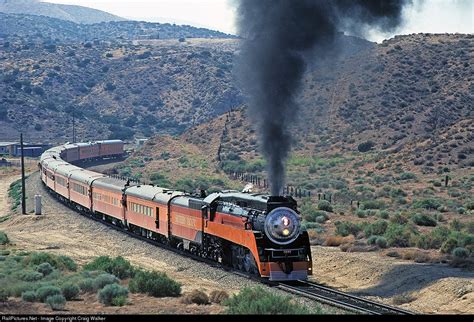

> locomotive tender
[39,140,313,281]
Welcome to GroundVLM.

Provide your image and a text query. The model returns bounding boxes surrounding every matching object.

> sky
[42,0,473,41]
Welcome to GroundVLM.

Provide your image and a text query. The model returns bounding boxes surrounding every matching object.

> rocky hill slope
[0,0,125,24]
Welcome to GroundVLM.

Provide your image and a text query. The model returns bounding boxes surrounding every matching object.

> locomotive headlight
[264,207,300,245]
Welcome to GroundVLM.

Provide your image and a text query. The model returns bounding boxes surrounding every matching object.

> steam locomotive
[39,140,313,281]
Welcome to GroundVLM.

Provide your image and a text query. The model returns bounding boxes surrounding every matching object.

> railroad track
[277,280,414,315]
[41,170,414,315]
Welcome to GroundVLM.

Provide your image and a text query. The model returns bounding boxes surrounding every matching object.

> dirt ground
[0,169,472,315]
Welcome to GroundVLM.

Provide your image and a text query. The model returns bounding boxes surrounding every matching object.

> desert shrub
[224,287,310,314]
[0,231,9,245]
[452,247,469,258]
[45,294,66,311]
[399,172,417,180]
[209,290,229,304]
[129,270,181,297]
[358,141,375,153]
[21,291,37,302]
[428,226,451,249]
[390,213,408,225]
[0,289,7,302]
[323,236,353,247]
[78,278,95,293]
[376,237,388,248]
[364,220,388,237]
[412,198,442,210]
[361,200,385,210]
[457,207,466,215]
[378,210,390,219]
[441,238,459,254]
[465,200,474,211]
[367,236,378,245]
[181,289,210,305]
[36,262,54,276]
[111,295,127,306]
[93,273,119,291]
[411,214,437,227]
[317,200,333,212]
[19,270,43,282]
[334,221,362,237]
[61,283,80,300]
[355,209,366,218]
[98,284,128,306]
[384,223,414,247]
[23,253,76,271]
[84,256,134,279]
[36,286,61,302]
[450,219,463,231]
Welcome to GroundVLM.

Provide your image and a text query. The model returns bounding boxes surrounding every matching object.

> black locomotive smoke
[236,0,409,195]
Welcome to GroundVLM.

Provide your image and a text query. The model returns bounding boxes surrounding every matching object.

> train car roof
[93,177,133,193]
[75,142,98,147]
[125,185,184,204]
[54,164,82,177]
[69,169,105,184]
[64,143,79,149]
[41,156,63,166]
[96,140,123,144]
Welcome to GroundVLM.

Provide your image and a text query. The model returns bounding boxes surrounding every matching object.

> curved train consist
[39,140,313,281]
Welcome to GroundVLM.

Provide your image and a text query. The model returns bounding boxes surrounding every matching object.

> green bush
[23,253,76,271]
[93,273,119,291]
[465,200,474,211]
[367,236,378,245]
[399,172,417,180]
[129,270,181,297]
[450,219,463,231]
[361,200,385,210]
[36,262,54,276]
[21,291,37,302]
[317,200,333,212]
[61,283,80,300]
[0,289,7,302]
[441,238,458,254]
[0,231,9,245]
[111,295,127,306]
[224,287,310,314]
[78,278,95,293]
[376,237,388,248]
[457,207,466,215]
[98,284,128,306]
[45,294,66,311]
[428,226,451,249]
[84,256,134,279]
[334,221,362,237]
[412,198,442,210]
[357,141,375,153]
[390,213,408,225]
[19,270,43,282]
[384,224,414,247]
[355,209,366,218]
[378,210,390,219]
[411,214,437,227]
[452,247,469,258]
[36,286,62,302]
[364,220,388,237]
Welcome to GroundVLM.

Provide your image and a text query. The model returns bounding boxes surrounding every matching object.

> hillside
[115,33,473,263]
[0,0,125,24]
[0,12,240,142]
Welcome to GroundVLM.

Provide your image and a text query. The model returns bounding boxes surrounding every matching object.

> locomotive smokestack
[235,0,409,195]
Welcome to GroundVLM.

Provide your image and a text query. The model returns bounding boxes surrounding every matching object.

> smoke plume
[235,0,409,195]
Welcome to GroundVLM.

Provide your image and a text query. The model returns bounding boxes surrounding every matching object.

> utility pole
[72,109,76,143]
[20,133,26,215]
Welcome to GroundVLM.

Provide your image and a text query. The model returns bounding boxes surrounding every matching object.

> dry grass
[401,250,432,263]
[323,235,354,247]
